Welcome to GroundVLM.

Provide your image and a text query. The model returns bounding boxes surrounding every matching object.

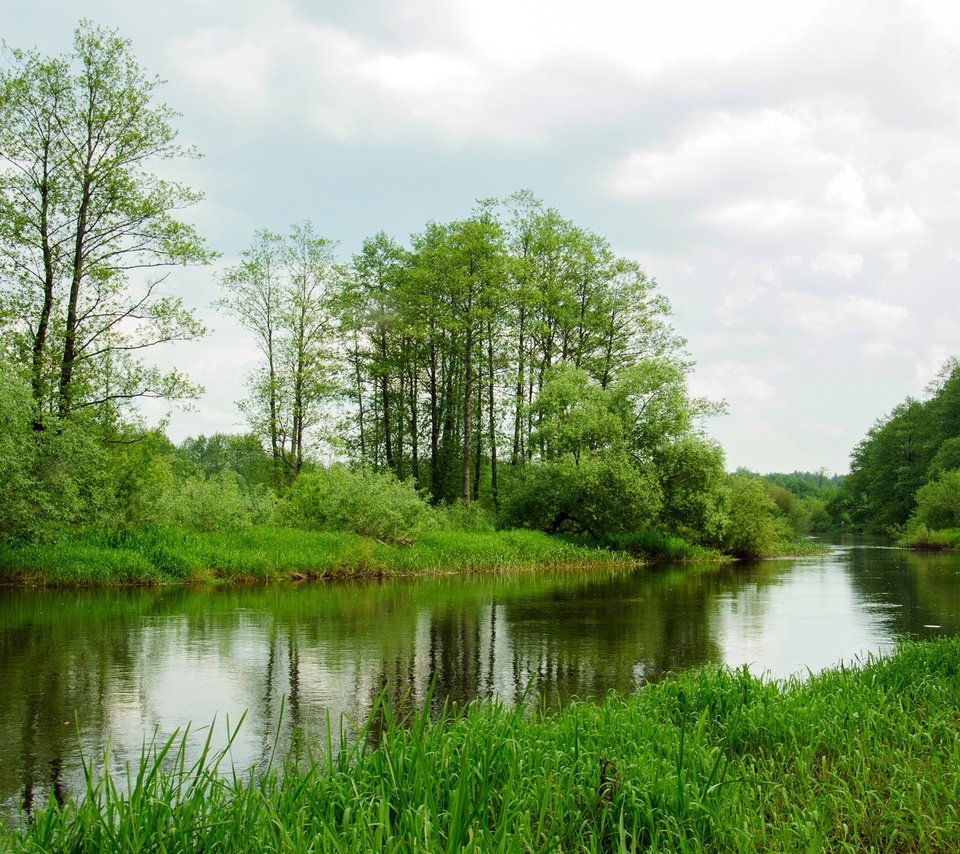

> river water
[2,534,959,819]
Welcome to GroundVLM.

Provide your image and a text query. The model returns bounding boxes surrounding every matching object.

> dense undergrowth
[4,639,959,852]
[898,525,960,551]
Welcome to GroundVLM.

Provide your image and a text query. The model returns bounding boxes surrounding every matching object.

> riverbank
[0,526,635,586]
[0,524,832,587]
[898,524,960,551]
[4,639,958,851]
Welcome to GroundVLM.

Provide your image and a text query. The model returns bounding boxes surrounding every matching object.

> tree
[911,469,960,531]
[219,223,337,485]
[654,435,728,543]
[0,21,211,426]
[721,475,785,558]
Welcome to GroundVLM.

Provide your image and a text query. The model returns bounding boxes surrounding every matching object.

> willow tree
[0,22,211,426]
[219,223,337,486]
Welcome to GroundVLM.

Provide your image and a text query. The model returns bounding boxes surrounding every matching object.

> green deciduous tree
[842,358,960,530]
[911,469,960,531]
[0,21,211,426]
[219,223,338,486]
[721,475,786,558]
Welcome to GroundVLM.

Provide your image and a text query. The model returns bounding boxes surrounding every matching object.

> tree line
[218,198,701,503]
[837,358,960,538]
[0,21,803,557]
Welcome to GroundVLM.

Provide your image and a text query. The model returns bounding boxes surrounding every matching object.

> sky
[4,0,960,475]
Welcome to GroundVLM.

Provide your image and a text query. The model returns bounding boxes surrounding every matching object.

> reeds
[5,639,960,851]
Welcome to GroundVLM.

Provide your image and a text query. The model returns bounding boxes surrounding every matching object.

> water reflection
[2,538,960,819]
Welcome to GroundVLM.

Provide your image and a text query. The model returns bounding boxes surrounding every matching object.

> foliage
[277,465,438,542]
[654,435,728,543]
[0,359,40,539]
[0,361,113,541]
[170,471,273,532]
[175,433,274,488]
[604,530,723,561]
[720,475,787,558]
[842,358,960,530]
[218,224,339,486]
[320,192,694,510]
[0,21,211,423]
[498,453,662,538]
[5,640,960,851]
[897,524,960,550]
[435,501,497,533]
[908,468,960,531]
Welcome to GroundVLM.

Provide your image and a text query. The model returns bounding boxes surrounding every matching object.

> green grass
[4,639,960,852]
[0,526,632,586]
[601,530,726,562]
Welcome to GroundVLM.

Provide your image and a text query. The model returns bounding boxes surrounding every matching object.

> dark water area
[2,535,959,820]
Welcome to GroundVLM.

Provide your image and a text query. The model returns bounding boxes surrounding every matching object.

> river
[2,534,959,819]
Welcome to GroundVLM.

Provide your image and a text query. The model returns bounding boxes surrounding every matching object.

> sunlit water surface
[2,535,959,819]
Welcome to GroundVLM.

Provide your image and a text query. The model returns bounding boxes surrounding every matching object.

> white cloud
[9,0,960,474]
[784,293,909,337]
[172,31,270,104]
[689,360,779,415]
[719,264,781,325]
[810,249,864,279]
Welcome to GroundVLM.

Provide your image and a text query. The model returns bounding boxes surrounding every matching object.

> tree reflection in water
[2,541,958,821]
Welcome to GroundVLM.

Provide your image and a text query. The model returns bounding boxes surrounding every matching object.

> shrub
[172,471,260,532]
[436,501,497,532]
[655,436,728,543]
[278,465,437,542]
[498,454,662,539]
[720,475,787,558]
[911,468,960,531]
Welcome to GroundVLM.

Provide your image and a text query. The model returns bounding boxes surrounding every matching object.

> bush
[498,454,662,539]
[911,468,960,531]
[720,475,787,558]
[171,470,264,532]
[898,523,960,550]
[655,436,728,543]
[436,501,497,532]
[278,465,437,542]
[0,361,40,541]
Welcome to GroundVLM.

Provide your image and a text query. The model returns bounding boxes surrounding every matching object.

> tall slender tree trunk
[380,326,393,470]
[526,368,535,462]
[473,357,482,502]
[599,310,618,389]
[409,372,420,485]
[512,305,526,464]
[268,325,282,487]
[487,322,499,509]
[32,170,56,427]
[461,324,474,506]
[396,370,405,476]
[58,181,91,417]
[429,340,440,499]
[381,372,393,469]
[352,330,367,461]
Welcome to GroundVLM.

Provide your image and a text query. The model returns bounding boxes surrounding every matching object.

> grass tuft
[5,639,960,851]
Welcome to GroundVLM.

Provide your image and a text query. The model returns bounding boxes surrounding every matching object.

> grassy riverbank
[4,640,960,852]
[0,526,633,586]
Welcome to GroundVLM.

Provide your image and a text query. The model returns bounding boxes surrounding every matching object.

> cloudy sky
[4,0,959,474]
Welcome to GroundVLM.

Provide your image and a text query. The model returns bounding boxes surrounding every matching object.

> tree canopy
[0,21,211,428]
[840,358,960,530]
